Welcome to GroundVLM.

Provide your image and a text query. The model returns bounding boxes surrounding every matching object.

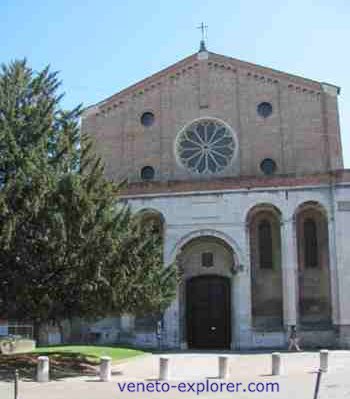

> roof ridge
[83,52,198,113]
[208,51,338,89]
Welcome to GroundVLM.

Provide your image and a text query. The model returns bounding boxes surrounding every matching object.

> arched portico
[172,232,243,350]
[294,201,332,328]
[246,204,284,331]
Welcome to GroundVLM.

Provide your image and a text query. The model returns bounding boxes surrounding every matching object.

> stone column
[233,231,252,350]
[327,212,340,325]
[281,218,298,327]
[162,291,180,349]
[163,231,181,349]
[233,266,252,349]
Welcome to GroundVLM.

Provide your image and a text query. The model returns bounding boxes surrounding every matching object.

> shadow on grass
[0,343,150,382]
[0,352,98,382]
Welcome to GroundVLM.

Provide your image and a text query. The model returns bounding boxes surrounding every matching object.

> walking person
[288,325,301,351]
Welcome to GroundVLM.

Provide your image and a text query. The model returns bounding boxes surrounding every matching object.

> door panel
[186,275,231,349]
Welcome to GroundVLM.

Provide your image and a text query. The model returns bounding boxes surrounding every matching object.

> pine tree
[0,60,177,338]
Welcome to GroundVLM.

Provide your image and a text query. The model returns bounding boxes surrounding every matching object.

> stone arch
[178,235,235,279]
[295,201,332,327]
[135,207,166,222]
[245,203,282,224]
[293,200,328,221]
[173,231,238,349]
[170,229,243,266]
[246,203,284,330]
[134,208,165,237]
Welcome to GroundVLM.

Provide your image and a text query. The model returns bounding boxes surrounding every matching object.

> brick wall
[82,51,343,185]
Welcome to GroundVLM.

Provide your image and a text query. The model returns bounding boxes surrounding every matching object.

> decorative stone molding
[169,228,245,266]
[174,116,239,176]
[321,83,340,97]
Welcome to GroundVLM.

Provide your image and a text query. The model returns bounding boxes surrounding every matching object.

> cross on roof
[197,22,208,41]
[197,22,208,52]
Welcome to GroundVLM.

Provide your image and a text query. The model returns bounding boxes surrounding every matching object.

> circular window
[176,119,236,174]
[260,158,277,175]
[140,112,155,127]
[257,102,273,118]
[141,166,155,181]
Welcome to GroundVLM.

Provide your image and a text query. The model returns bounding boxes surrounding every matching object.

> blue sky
[1,0,349,166]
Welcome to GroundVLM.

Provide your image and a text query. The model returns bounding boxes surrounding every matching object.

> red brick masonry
[121,169,350,197]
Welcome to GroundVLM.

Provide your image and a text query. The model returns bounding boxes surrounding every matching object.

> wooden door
[186,275,231,349]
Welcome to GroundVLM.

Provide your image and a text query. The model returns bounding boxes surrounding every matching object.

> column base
[180,341,188,350]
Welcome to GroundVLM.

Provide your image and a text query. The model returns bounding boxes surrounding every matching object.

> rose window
[176,119,236,174]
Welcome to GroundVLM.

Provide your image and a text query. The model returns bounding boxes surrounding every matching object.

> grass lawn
[0,345,146,381]
[33,345,145,364]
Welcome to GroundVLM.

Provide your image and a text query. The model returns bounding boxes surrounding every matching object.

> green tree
[0,60,177,339]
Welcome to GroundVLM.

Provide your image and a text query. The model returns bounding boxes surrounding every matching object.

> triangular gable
[83,50,339,116]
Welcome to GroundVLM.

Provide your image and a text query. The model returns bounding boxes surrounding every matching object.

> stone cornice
[118,170,350,198]
[209,52,327,91]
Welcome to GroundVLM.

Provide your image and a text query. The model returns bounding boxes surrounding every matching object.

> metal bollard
[320,350,329,373]
[159,356,170,380]
[313,369,323,399]
[37,356,49,382]
[271,352,282,375]
[100,356,112,382]
[218,356,230,379]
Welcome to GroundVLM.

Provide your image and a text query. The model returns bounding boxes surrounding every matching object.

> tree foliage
[0,60,177,329]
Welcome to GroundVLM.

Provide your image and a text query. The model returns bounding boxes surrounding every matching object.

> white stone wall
[333,189,350,328]
[122,182,350,349]
[78,183,350,349]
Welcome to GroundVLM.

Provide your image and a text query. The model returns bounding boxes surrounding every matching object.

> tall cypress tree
[0,60,177,339]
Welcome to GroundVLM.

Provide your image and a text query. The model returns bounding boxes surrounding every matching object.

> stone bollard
[100,356,112,382]
[14,369,19,399]
[218,356,230,379]
[271,352,282,375]
[320,350,329,372]
[159,356,170,380]
[37,356,49,382]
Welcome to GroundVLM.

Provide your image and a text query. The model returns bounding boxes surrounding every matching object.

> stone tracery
[176,119,236,174]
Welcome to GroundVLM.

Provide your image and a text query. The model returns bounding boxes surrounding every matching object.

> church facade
[81,45,350,350]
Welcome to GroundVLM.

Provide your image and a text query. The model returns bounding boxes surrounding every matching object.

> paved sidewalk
[1,351,350,398]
